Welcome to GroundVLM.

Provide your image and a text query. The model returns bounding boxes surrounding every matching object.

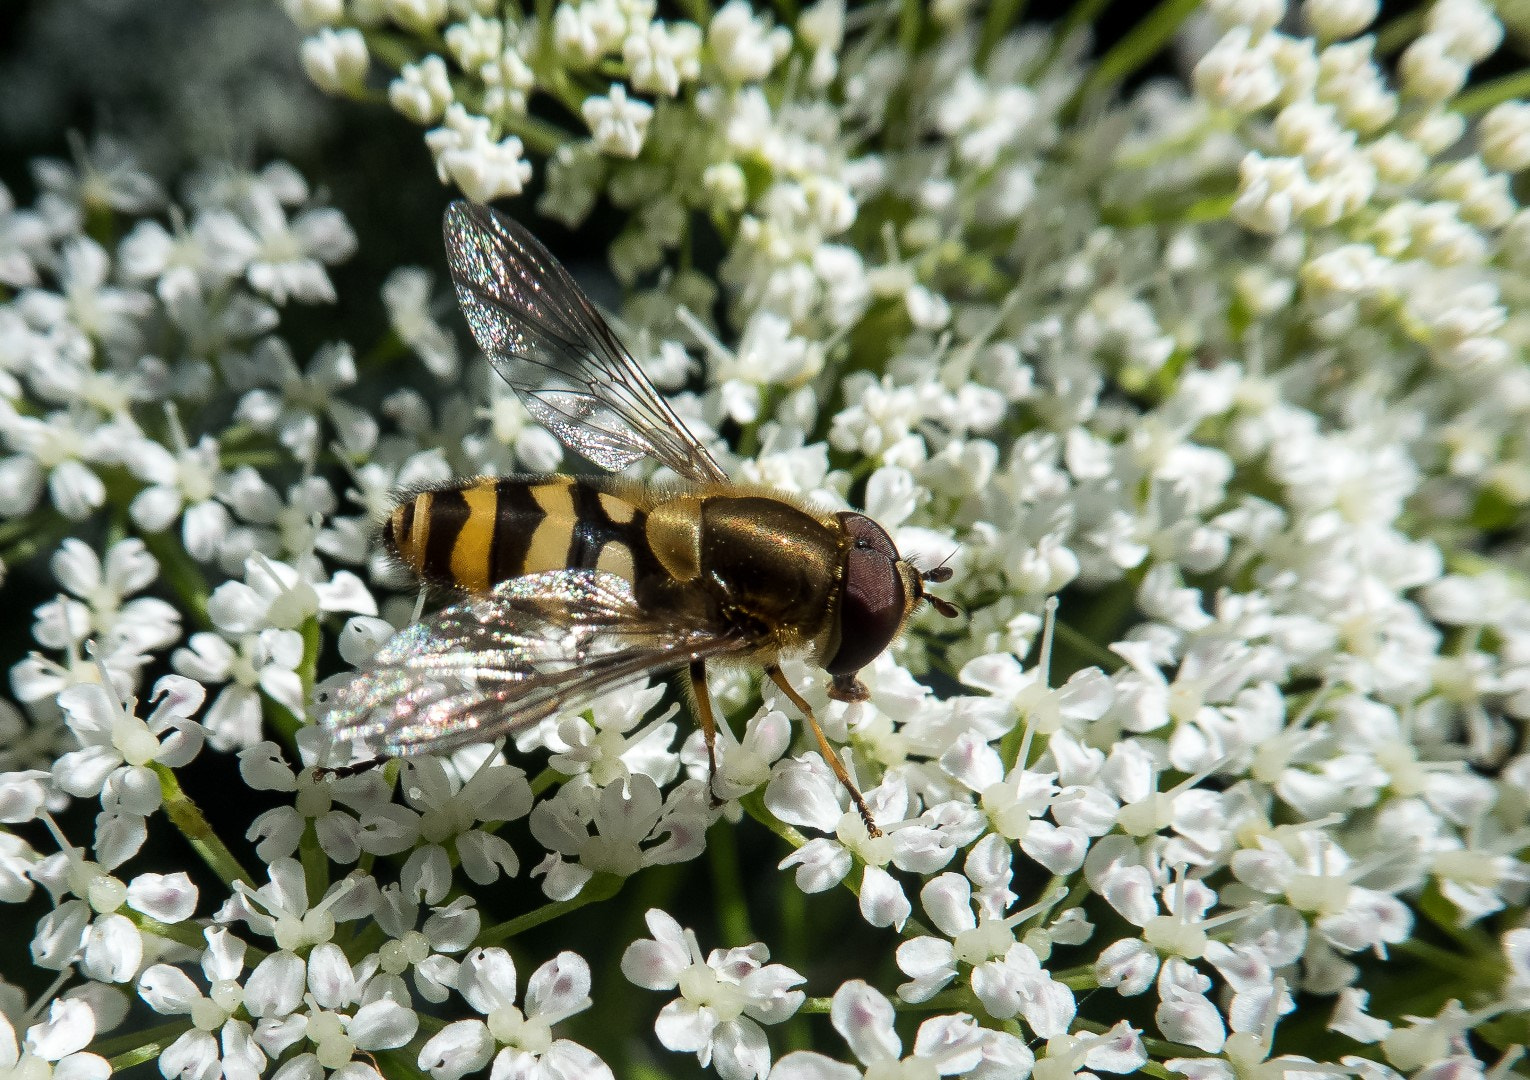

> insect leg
[313,755,387,781]
[765,665,881,838]
[689,660,725,807]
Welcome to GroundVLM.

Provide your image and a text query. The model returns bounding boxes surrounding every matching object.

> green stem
[530,765,569,796]
[708,819,756,946]
[298,616,321,699]
[476,872,624,946]
[1455,69,1530,117]
[1395,936,1499,981]
[217,452,285,468]
[978,0,1026,67]
[1069,0,1203,115]
[300,819,331,909]
[1374,9,1424,55]
[505,111,579,158]
[101,1022,191,1069]
[898,0,922,54]
[1053,619,1121,671]
[1053,0,1115,57]
[363,29,429,72]
[139,530,211,629]
[676,0,713,27]
[0,521,69,570]
[156,764,256,889]
[129,911,210,953]
[1102,189,1238,228]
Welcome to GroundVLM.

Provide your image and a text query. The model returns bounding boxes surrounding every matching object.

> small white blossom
[301,28,370,94]
[707,1,790,83]
[582,84,654,159]
[419,949,611,1080]
[623,909,804,1080]
[390,56,456,125]
[426,105,534,202]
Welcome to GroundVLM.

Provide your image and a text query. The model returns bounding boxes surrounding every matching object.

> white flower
[126,433,231,561]
[582,84,654,159]
[382,267,458,379]
[0,411,86,520]
[418,949,610,1080]
[426,105,534,203]
[52,674,205,813]
[217,857,376,952]
[622,908,804,1080]
[545,681,680,787]
[172,629,303,752]
[232,338,377,462]
[707,1,790,83]
[285,0,343,28]
[1302,0,1377,39]
[474,384,565,472]
[0,998,110,1080]
[1038,1024,1149,1080]
[301,28,369,94]
[682,707,792,804]
[767,761,962,930]
[554,0,630,64]
[376,753,532,904]
[896,839,1077,1037]
[1194,28,1281,115]
[769,981,1003,1080]
[220,186,357,305]
[1399,34,1469,102]
[625,20,702,97]
[529,774,708,900]
[1479,101,1530,172]
[207,555,376,635]
[373,887,478,1002]
[32,134,164,215]
[386,0,448,31]
[34,538,181,660]
[389,56,456,125]
[239,735,374,863]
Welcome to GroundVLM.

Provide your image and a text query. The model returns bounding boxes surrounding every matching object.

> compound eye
[839,513,898,560]
[825,514,906,677]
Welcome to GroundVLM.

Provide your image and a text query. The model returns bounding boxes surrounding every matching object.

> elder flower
[770,980,1031,1080]
[0,999,110,1080]
[417,949,610,1080]
[622,908,804,1080]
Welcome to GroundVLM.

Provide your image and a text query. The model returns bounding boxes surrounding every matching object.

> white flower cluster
[1,0,1529,1079]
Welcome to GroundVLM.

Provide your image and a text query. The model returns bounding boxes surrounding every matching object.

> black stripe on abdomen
[569,484,622,569]
[489,480,549,585]
[422,489,468,581]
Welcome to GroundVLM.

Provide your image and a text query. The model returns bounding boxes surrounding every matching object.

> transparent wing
[317,570,741,756]
[444,200,728,484]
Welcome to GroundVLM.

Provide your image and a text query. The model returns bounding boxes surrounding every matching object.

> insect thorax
[696,495,843,654]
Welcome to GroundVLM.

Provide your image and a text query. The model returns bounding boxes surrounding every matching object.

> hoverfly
[317,201,957,836]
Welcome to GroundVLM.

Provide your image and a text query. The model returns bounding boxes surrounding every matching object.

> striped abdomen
[385,477,653,593]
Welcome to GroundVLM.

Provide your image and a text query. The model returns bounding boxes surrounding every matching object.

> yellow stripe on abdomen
[523,479,576,575]
[448,480,499,593]
[385,477,654,591]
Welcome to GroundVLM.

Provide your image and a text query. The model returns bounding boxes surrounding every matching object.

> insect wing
[318,570,740,757]
[444,201,728,484]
